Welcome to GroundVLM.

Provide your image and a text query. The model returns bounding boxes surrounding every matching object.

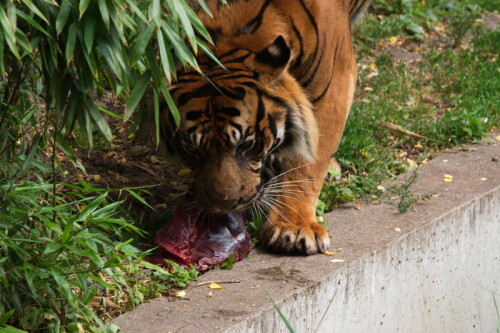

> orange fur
[160,0,370,254]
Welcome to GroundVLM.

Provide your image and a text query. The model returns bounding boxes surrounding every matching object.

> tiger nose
[201,189,242,212]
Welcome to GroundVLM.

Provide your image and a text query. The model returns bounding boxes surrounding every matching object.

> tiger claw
[261,221,330,255]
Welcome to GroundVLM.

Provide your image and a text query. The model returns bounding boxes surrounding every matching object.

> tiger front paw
[260,219,330,255]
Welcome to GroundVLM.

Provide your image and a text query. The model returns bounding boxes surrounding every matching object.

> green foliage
[0,177,161,331]
[319,0,499,214]
[0,0,215,169]
[386,169,435,213]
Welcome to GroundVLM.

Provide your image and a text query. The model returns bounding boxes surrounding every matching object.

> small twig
[194,280,241,287]
[378,121,426,139]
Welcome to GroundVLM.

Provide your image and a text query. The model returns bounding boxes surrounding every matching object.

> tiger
[159,0,372,254]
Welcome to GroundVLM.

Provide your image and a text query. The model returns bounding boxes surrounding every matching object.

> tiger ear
[254,36,291,72]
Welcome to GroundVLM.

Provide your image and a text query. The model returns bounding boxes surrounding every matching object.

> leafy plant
[386,169,435,213]
[0,179,158,330]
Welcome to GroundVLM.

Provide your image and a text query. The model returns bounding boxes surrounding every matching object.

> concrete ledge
[114,136,500,332]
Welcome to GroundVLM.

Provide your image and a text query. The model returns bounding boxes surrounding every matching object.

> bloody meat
[148,203,252,271]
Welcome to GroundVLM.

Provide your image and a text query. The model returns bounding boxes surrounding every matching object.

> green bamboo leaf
[124,71,151,121]
[157,29,172,82]
[21,0,49,23]
[98,105,123,120]
[125,188,154,210]
[83,15,96,54]
[76,194,107,221]
[163,88,180,127]
[85,99,113,142]
[56,0,72,35]
[56,133,86,172]
[51,270,73,300]
[6,1,17,32]
[0,325,28,333]
[151,0,161,26]
[20,133,41,176]
[43,241,61,254]
[82,46,98,77]
[97,0,110,29]
[172,0,196,52]
[79,0,91,18]
[0,33,4,76]
[129,24,154,66]
[153,89,160,145]
[65,22,78,63]
[127,0,147,23]
[76,106,93,148]
[162,20,200,71]
[196,0,212,17]
[16,9,51,38]
[185,5,213,43]
[197,37,225,69]
[87,273,115,290]
[0,7,20,59]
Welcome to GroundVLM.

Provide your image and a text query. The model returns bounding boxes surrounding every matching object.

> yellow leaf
[316,216,324,223]
[127,133,135,139]
[175,291,186,298]
[93,174,101,182]
[330,259,345,263]
[354,204,361,210]
[207,291,213,297]
[480,177,487,181]
[369,62,377,70]
[495,136,500,142]
[394,227,401,232]
[364,87,374,92]
[389,36,398,44]
[324,251,336,256]
[177,168,192,176]
[377,185,386,192]
[150,156,159,164]
[209,282,223,289]
[414,144,423,149]
[443,174,453,183]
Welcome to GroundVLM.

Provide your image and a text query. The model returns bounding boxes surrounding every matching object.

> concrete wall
[227,187,500,333]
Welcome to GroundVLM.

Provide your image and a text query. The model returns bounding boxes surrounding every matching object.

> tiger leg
[260,157,331,254]
[261,35,358,254]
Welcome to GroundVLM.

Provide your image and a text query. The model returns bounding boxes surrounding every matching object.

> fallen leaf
[316,216,324,223]
[354,204,361,210]
[93,174,101,182]
[377,185,386,192]
[495,136,500,142]
[364,87,374,92]
[480,177,487,181]
[369,62,377,70]
[177,168,192,176]
[414,144,423,149]
[443,159,449,163]
[324,251,336,256]
[175,291,186,298]
[443,174,453,183]
[389,36,398,44]
[209,282,223,290]
[394,227,401,232]
[150,156,159,164]
[207,291,213,297]
[330,259,345,263]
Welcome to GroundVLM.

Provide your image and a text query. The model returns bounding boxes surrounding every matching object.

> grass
[318,0,499,213]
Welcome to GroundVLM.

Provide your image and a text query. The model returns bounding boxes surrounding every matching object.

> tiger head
[161,36,318,213]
